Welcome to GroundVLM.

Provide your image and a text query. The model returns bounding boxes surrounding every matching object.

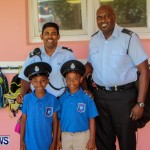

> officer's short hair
[42,22,59,35]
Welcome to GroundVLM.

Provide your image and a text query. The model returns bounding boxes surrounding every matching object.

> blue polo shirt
[88,24,148,86]
[58,88,99,132]
[21,90,59,150]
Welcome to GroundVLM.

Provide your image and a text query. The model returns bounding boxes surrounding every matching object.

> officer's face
[40,27,60,50]
[65,71,83,94]
[30,75,49,92]
[96,6,116,39]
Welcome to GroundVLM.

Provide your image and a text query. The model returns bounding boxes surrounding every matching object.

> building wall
[0,1,150,150]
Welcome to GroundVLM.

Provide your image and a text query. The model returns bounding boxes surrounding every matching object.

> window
[28,0,99,42]
[29,0,150,43]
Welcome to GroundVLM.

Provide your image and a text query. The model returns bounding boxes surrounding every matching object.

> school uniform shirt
[19,46,76,97]
[88,23,148,87]
[58,88,99,132]
[21,90,60,150]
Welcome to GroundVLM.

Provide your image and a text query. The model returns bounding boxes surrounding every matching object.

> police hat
[24,62,52,80]
[61,60,86,77]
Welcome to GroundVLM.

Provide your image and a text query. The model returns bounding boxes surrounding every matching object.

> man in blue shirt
[83,5,149,150]
[57,60,99,150]
[17,22,75,102]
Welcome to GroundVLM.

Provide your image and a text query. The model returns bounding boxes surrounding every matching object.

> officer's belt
[95,82,135,92]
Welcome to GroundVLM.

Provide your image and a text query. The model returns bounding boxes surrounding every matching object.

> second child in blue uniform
[20,62,60,150]
[57,60,99,150]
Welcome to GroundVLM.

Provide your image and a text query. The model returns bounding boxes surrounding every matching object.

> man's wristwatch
[137,102,145,107]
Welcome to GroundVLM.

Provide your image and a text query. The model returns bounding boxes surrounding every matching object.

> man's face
[96,7,116,38]
[40,27,60,49]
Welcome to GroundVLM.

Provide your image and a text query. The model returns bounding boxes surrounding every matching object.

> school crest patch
[45,107,53,117]
[77,103,86,113]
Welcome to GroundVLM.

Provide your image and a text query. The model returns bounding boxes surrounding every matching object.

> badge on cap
[70,63,75,69]
[34,66,39,72]
[60,60,86,77]
[24,62,52,80]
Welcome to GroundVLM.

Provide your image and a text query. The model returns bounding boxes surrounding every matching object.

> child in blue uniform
[57,60,99,150]
[20,62,59,150]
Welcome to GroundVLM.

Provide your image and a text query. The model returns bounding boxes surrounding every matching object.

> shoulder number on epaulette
[122,28,133,36]
[62,47,73,52]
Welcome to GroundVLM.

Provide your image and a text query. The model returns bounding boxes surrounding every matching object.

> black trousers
[92,87,137,150]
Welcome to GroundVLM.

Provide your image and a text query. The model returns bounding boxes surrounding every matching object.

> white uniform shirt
[19,46,76,97]
[88,24,148,86]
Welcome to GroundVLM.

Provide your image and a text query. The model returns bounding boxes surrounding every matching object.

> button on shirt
[21,91,60,150]
[58,88,99,132]
[88,24,148,86]
[19,46,76,97]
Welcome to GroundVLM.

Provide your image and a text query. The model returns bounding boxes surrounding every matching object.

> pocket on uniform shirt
[111,49,127,56]
[89,48,99,62]
[111,49,130,68]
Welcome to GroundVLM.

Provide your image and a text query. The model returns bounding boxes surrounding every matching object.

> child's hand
[50,142,56,150]
[86,139,96,150]
[20,141,26,150]
[56,140,62,150]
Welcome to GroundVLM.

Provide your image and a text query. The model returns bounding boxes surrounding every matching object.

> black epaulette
[62,47,73,52]
[91,31,99,37]
[29,48,42,61]
[122,29,133,55]
[121,28,133,36]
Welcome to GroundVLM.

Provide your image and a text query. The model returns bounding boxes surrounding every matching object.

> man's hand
[16,94,23,104]
[130,104,144,120]
[17,79,30,104]
[84,90,94,99]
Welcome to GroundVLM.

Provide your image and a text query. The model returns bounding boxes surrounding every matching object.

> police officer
[17,22,75,103]
[83,5,149,150]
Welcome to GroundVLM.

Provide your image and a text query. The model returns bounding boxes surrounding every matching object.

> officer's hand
[84,90,94,99]
[16,94,23,104]
[130,104,144,120]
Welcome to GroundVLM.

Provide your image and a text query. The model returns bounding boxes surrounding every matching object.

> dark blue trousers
[92,87,137,150]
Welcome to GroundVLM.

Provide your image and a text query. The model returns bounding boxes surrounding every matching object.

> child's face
[65,71,83,93]
[30,75,49,92]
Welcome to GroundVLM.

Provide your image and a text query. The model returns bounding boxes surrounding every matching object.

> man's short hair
[42,22,59,35]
